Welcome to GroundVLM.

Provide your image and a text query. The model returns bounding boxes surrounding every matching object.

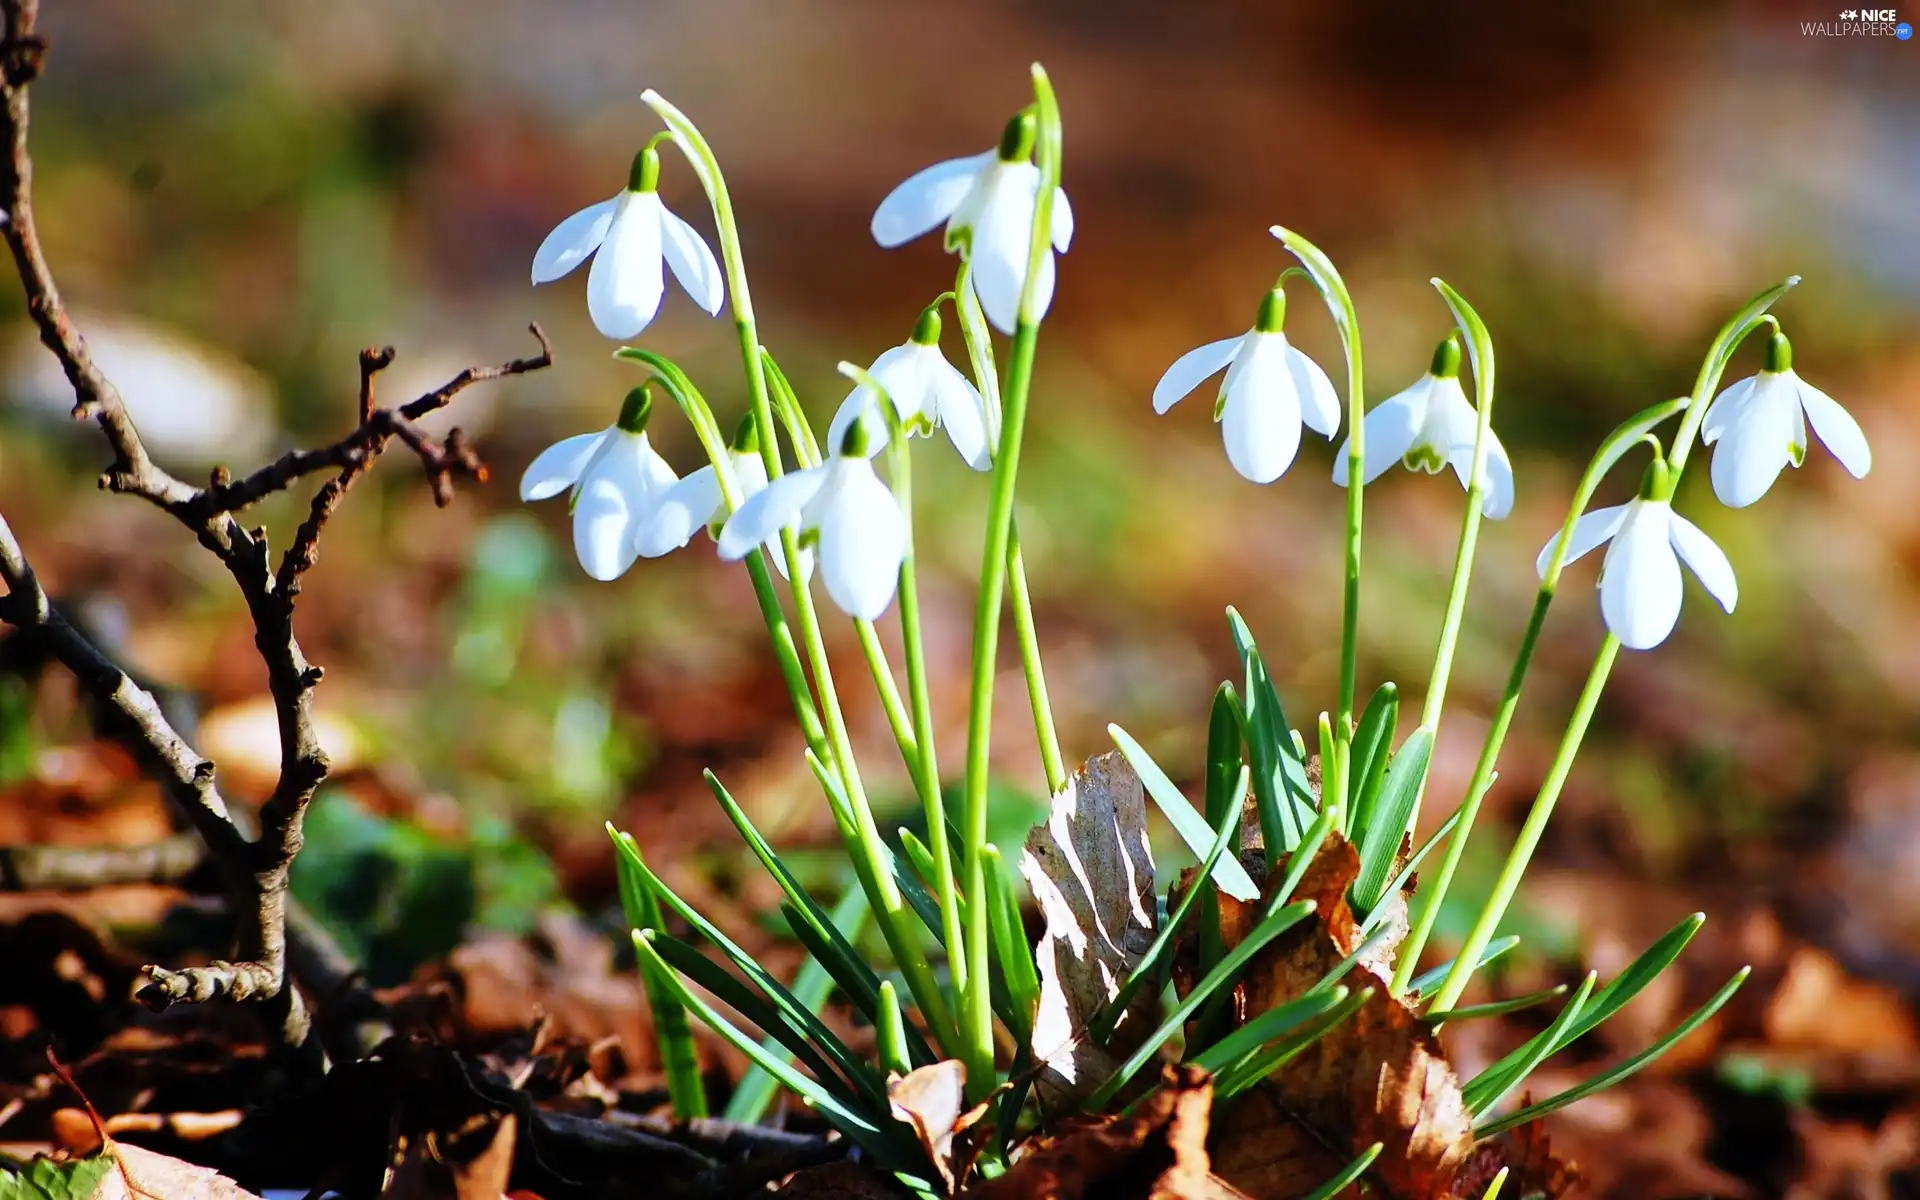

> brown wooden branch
[0,0,552,1054]
[0,832,205,890]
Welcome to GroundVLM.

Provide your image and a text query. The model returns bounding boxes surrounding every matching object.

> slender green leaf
[1109,723,1259,901]
[1216,986,1372,1097]
[1352,727,1434,912]
[1475,967,1750,1137]
[1478,1167,1510,1200]
[608,827,707,1119]
[1469,971,1596,1119]
[1346,683,1399,838]
[727,887,871,1123]
[1301,1143,1383,1200]
[1092,767,1248,1042]
[1425,983,1569,1024]
[613,837,887,1109]
[1407,935,1520,999]
[706,771,885,1015]
[1084,899,1316,1110]
[633,931,898,1157]
[876,980,912,1079]
[1188,987,1348,1075]
[1201,683,1244,986]
[985,844,1039,1046]
[1358,802,1464,940]
[1227,607,1317,857]
[1463,913,1704,1111]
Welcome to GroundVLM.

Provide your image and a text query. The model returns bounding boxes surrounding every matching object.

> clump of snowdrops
[516,65,1871,1198]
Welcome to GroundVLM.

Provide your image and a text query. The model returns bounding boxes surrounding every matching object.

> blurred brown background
[2,1,1919,1191]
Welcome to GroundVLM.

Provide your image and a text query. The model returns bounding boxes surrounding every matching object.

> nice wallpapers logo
[1804,7,1913,36]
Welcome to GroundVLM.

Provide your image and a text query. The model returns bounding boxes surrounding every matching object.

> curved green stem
[1272,226,1365,803]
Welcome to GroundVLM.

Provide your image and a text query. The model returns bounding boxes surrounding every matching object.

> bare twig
[0,832,205,890]
[0,0,553,1053]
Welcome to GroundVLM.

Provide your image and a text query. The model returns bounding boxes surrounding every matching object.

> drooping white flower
[870,112,1073,335]
[1702,330,1870,508]
[717,412,907,620]
[633,416,811,580]
[1332,335,1514,518]
[1536,472,1738,650]
[531,146,724,340]
[826,307,993,471]
[1152,288,1341,484]
[519,388,679,582]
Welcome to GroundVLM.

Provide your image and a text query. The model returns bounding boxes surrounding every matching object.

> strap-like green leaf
[1467,971,1596,1119]
[1109,723,1260,901]
[1188,987,1348,1075]
[1300,1143,1384,1200]
[1474,967,1750,1137]
[1215,986,1371,1097]
[985,844,1039,1047]
[1228,608,1317,857]
[608,826,707,1119]
[1407,935,1520,1000]
[1425,982,1569,1024]
[1352,727,1434,913]
[1083,898,1316,1111]
[1346,683,1399,838]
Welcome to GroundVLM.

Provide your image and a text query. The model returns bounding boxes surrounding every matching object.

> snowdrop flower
[1702,330,1870,508]
[870,111,1073,335]
[718,413,907,620]
[826,307,993,471]
[531,146,724,340]
[1151,288,1341,484]
[634,416,811,581]
[1535,461,1737,650]
[1332,335,1514,518]
[520,387,679,582]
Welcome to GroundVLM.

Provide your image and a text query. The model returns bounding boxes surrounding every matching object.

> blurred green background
[2,0,1918,993]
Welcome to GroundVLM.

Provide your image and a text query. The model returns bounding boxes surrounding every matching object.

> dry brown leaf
[94,1141,263,1200]
[1202,835,1523,1200]
[447,1111,517,1200]
[969,1065,1250,1200]
[1765,946,1919,1055]
[1019,751,1159,1108]
[889,1060,967,1193]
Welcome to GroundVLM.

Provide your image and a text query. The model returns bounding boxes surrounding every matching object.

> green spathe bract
[540,63,1850,1194]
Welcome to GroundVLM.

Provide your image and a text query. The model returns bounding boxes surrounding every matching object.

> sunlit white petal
[1050,187,1074,252]
[519,429,609,501]
[657,203,724,316]
[1333,378,1426,486]
[1794,377,1871,478]
[635,463,721,558]
[1666,511,1738,613]
[929,355,992,470]
[1454,431,1516,520]
[1285,342,1341,437]
[1601,502,1683,650]
[1220,336,1302,484]
[587,192,666,339]
[532,198,618,285]
[816,461,907,620]
[1536,503,1630,578]
[1701,375,1757,445]
[718,467,828,560]
[871,153,994,248]
[570,433,655,582]
[1709,374,1799,508]
[1152,338,1240,415]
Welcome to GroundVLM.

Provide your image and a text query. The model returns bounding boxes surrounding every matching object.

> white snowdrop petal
[871,152,993,248]
[657,203,725,316]
[1334,381,1424,486]
[531,197,618,285]
[586,193,667,340]
[1050,187,1074,252]
[1709,377,1799,508]
[635,464,721,558]
[1152,338,1241,415]
[1601,504,1683,650]
[1795,378,1872,479]
[519,429,609,501]
[930,356,993,470]
[717,467,828,561]
[1458,430,1516,520]
[1701,375,1756,446]
[1285,344,1343,437]
[571,437,653,581]
[1536,503,1630,578]
[870,343,932,425]
[825,387,889,461]
[969,169,1050,334]
[1221,341,1302,484]
[817,462,907,620]
[1666,510,1738,614]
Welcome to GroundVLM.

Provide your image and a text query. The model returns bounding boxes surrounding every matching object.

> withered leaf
[1019,751,1159,1108]
[1205,835,1478,1200]
[93,1142,263,1200]
[971,1065,1251,1200]
[889,1060,967,1193]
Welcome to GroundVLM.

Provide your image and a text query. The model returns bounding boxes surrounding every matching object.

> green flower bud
[1254,287,1287,335]
[616,385,654,433]
[1764,330,1793,375]
[1636,452,1672,500]
[730,412,760,454]
[997,109,1037,163]
[912,305,943,346]
[628,147,661,194]
[1429,334,1463,380]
